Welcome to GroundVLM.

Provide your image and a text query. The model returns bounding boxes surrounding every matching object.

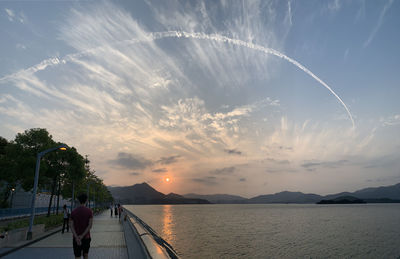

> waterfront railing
[124,207,179,259]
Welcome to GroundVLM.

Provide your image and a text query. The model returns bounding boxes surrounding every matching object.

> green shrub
[35,214,63,230]
[1,219,28,232]
[0,214,64,233]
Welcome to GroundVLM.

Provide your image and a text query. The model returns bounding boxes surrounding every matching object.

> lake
[125,204,400,258]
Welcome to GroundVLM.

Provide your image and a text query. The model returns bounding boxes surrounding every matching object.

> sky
[0,0,399,197]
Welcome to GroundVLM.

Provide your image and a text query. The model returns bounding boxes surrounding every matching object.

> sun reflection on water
[162,205,174,243]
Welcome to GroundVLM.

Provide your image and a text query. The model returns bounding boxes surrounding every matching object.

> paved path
[2,211,146,259]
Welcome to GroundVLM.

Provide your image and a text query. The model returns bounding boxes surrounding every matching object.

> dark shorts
[73,237,91,257]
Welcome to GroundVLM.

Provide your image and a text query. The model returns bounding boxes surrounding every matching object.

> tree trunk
[47,176,57,217]
[0,186,11,208]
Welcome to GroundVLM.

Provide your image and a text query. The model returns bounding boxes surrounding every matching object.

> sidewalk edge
[0,227,61,258]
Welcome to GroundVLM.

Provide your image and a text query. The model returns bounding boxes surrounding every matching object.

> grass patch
[0,214,64,233]
[1,207,107,233]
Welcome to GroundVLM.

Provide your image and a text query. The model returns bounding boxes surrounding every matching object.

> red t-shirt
[71,206,93,239]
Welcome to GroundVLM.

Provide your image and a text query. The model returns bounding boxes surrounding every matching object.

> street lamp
[26,144,67,240]
[10,188,15,208]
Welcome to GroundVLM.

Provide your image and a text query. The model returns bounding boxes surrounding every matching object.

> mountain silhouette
[108,183,210,204]
[109,182,400,204]
[324,183,400,200]
[183,183,400,204]
[248,191,322,204]
[183,193,247,204]
[317,196,366,204]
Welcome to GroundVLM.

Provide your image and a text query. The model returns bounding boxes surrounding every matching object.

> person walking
[62,204,70,234]
[110,204,113,217]
[114,204,118,217]
[70,193,93,259]
[118,204,123,222]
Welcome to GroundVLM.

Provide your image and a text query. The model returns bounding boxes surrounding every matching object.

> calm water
[125,204,400,258]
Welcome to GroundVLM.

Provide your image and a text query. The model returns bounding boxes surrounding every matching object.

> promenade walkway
[2,210,148,259]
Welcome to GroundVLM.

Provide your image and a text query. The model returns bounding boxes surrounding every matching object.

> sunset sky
[1,0,399,197]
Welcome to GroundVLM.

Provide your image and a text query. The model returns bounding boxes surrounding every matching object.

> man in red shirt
[70,193,93,259]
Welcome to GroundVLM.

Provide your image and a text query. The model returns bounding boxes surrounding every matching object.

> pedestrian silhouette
[70,194,93,259]
[62,204,70,234]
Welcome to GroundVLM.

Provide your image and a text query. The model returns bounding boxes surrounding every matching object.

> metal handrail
[124,208,179,259]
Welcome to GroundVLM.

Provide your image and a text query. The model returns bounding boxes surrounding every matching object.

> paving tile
[3,211,132,258]
[30,232,72,247]
[91,232,126,248]
[3,247,128,259]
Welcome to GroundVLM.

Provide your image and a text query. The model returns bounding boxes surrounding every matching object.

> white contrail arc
[0,31,355,128]
[151,31,355,128]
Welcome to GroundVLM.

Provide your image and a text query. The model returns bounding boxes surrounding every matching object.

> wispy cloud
[287,1,293,25]
[355,0,366,23]
[328,0,341,12]
[152,168,168,173]
[266,158,290,165]
[210,167,236,175]
[301,159,349,169]
[16,43,27,50]
[224,149,242,155]
[4,8,25,23]
[381,114,400,126]
[363,0,394,47]
[192,176,218,185]
[5,8,14,21]
[343,48,349,60]
[1,1,398,195]
[109,152,152,170]
[157,155,180,165]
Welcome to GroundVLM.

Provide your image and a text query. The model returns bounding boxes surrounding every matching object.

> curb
[0,227,62,258]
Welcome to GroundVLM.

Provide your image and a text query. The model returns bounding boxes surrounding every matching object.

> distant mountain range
[317,196,367,204]
[183,193,248,204]
[108,182,400,204]
[247,191,322,204]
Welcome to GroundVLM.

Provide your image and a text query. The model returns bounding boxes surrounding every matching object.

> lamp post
[87,182,90,208]
[84,155,90,208]
[71,181,74,212]
[26,144,67,240]
[10,188,15,208]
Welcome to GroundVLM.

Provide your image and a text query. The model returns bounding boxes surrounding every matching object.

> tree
[0,137,17,207]
[1,128,112,210]
[14,128,55,192]
[44,144,70,216]
[13,129,62,215]
[60,147,86,209]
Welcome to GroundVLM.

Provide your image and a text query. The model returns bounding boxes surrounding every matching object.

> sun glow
[165,177,170,182]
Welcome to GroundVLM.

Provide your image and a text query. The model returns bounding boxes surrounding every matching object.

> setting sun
[165,177,170,182]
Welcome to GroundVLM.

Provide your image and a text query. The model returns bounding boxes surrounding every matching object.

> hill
[108,183,210,204]
[163,193,210,204]
[248,191,322,204]
[183,193,247,204]
[317,196,366,204]
[250,183,400,204]
[324,183,400,200]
